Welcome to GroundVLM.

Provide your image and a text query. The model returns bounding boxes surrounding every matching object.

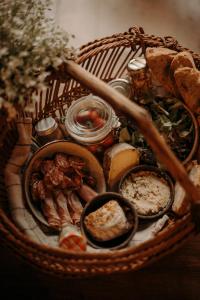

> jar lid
[127,57,146,71]
[108,78,132,98]
[35,117,58,136]
[65,95,119,144]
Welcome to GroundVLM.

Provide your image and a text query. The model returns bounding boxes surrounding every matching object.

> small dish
[23,140,106,227]
[80,192,138,250]
[118,165,174,219]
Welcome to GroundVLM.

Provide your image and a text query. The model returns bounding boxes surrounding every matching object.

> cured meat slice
[67,192,83,225]
[54,153,71,173]
[44,167,64,189]
[54,190,72,226]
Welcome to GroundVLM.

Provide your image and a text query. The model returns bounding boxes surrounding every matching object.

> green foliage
[119,96,195,163]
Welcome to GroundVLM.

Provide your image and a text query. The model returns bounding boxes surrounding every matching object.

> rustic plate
[23,140,106,227]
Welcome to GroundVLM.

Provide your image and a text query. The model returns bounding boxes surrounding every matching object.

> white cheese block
[103,143,140,189]
[172,161,200,216]
[84,200,131,241]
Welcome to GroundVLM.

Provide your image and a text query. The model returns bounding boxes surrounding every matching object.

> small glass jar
[35,116,64,145]
[108,78,133,98]
[127,57,151,100]
[65,95,120,153]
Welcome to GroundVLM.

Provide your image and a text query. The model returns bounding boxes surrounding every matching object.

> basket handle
[128,26,181,52]
[65,60,200,205]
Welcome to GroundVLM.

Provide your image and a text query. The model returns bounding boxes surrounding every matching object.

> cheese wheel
[103,143,140,189]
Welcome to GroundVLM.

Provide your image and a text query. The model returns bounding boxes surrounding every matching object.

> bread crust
[145,47,178,96]
[174,67,200,112]
[170,51,195,73]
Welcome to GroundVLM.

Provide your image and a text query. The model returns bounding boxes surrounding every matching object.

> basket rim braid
[0,26,199,277]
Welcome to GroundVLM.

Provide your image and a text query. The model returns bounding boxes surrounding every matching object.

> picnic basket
[0,26,200,278]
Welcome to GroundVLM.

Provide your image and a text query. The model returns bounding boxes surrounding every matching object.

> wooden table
[1,235,200,300]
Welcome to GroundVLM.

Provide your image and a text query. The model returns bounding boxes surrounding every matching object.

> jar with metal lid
[35,116,64,145]
[65,95,120,153]
[127,57,151,100]
[108,78,133,99]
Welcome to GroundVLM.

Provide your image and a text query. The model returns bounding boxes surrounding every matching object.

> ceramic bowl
[23,140,106,227]
[118,165,174,219]
[80,192,138,250]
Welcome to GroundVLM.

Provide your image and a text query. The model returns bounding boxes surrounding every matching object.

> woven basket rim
[0,26,199,276]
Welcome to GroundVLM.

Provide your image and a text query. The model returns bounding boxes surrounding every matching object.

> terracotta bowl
[23,140,106,227]
[80,192,138,250]
[118,165,174,219]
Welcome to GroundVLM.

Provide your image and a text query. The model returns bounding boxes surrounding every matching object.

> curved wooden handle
[65,60,200,204]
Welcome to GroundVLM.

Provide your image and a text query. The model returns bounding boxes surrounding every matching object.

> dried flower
[0,0,75,116]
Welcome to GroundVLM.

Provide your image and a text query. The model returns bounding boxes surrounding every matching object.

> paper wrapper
[59,224,86,252]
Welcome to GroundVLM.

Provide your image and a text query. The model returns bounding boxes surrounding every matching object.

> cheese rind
[103,143,140,189]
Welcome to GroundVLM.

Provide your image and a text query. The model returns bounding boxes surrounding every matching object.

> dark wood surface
[1,235,200,300]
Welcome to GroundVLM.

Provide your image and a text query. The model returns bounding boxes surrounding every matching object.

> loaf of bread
[174,67,200,112]
[145,47,178,96]
[145,48,199,108]
[170,51,195,74]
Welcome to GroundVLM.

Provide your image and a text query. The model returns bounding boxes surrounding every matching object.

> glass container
[65,95,120,153]
[127,57,151,100]
[35,116,63,145]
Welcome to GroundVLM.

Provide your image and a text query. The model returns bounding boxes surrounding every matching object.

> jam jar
[65,95,120,153]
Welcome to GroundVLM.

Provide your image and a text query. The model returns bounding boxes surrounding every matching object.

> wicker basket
[0,26,200,278]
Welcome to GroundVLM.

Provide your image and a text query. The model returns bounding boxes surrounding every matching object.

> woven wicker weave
[0,26,199,277]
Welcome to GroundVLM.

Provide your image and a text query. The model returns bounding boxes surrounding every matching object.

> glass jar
[65,95,120,153]
[127,57,151,100]
[35,116,64,145]
[108,78,133,98]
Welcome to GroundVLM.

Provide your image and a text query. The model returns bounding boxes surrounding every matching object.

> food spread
[21,47,200,251]
[30,153,96,230]
[121,171,171,216]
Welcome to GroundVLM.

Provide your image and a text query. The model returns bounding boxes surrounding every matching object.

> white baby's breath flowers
[0,0,75,115]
